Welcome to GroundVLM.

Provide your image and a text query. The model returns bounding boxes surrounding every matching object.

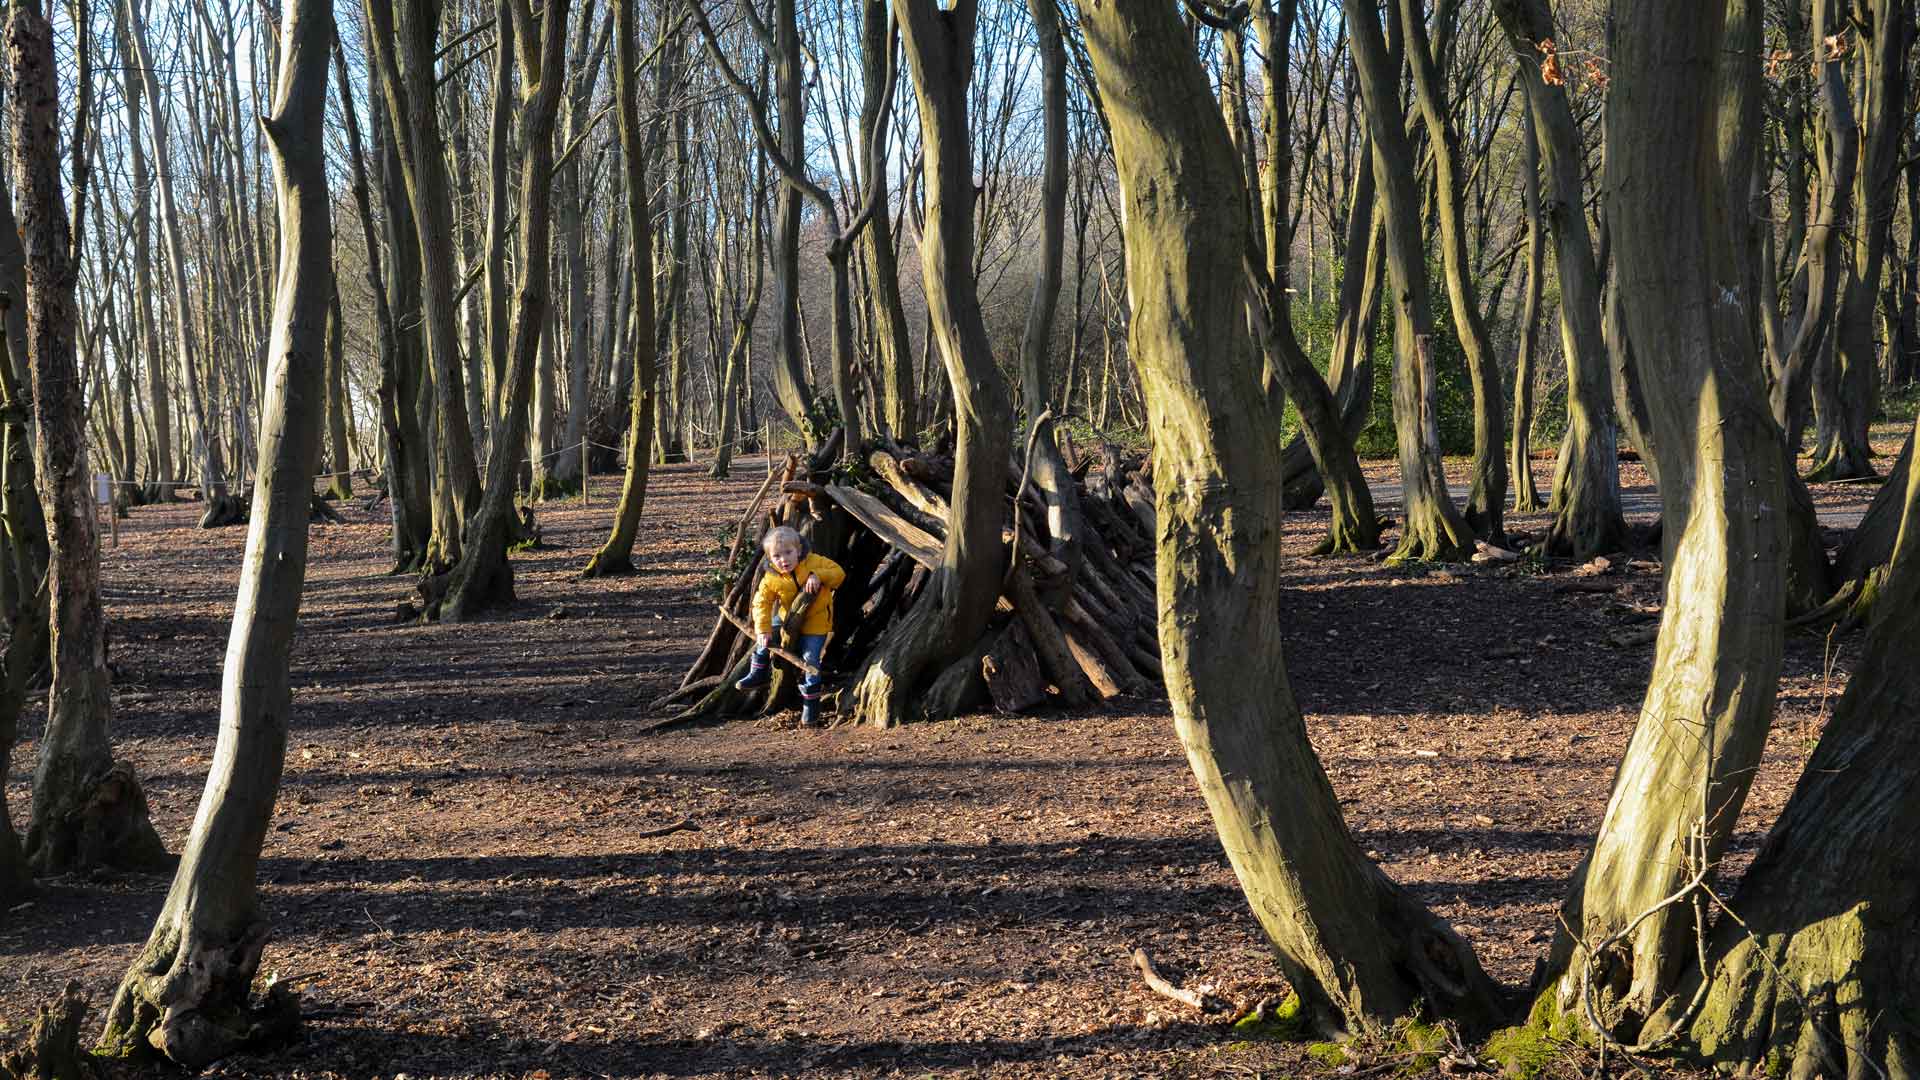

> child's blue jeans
[748,622,827,700]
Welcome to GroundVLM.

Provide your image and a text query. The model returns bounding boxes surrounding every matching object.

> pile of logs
[652,433,1163,729]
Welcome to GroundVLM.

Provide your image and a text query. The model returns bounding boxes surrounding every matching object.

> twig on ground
[633,817,698,839]
[1129,946,1230,1015]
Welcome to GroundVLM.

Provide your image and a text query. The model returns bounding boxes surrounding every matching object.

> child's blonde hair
[762,525,805,556]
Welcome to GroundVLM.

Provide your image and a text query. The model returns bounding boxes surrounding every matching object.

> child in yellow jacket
[735,526,846,726]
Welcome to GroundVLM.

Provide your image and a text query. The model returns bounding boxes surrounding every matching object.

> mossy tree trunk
[859,1,913,441]
[1640,414,1920,1080]
[1492,0,1626,553]
[439,0,571,621]
[1343,0,1475,563]
[1080,0,1502,1037]
[1546,1,1794,1032]
[11,0,169,878]
[581,0,661,579]
[849,0,1011,728]
[1811,0,1910,482]
[99,1,332,1061]
[1397,0,1506,544]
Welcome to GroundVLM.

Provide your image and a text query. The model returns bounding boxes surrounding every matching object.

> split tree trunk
[100,1,333,1061]
[1397,0,1506,543]
[1811,0,1911,482]
[1493,0,1626,554]
[580,0,661,578]
[850,1,1010,728]
[1547,2,1794,1032]
[1080,0,1502,1037]
[1641,414,1920,1079]
[11,0,168,878]
[1344,0,1475,562]
[438,0,572,621]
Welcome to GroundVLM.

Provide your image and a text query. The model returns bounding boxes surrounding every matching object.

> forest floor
[0,426,1903,1080]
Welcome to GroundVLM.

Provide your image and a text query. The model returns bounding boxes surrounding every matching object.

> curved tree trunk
[99,3,332,1061]
[581,0,661,578]
[11,0,168,878]
[1493,0,1626,554]
[1773,0,1857,455]
[859,3,913,441]
[1079,0,1501,1036]
[1811,0,1911,482]
[1344,0,1475,563]
[1642,415,1920,1078]
[1546,2,1793,1032]
[334,38,428,572]
[850,1,1010,728]
[1397,0,1506,543]
[365,0,485,560]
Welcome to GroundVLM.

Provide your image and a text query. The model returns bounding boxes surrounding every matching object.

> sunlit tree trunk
[1343,0,1474,562]
[1397,0,1506,542]
[1546,2,1794,1032]
[850,0,1010,728]
[438,0,572,620]
[1080,0,1501,1035]
[98,1,332,1063]
[11,0,168,878]
[581,0,661,578]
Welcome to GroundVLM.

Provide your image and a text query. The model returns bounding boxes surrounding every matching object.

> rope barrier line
[101,467,375,487]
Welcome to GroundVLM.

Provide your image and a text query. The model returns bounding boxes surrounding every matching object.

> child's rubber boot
[799,699,823,728]
[735,661,771,691]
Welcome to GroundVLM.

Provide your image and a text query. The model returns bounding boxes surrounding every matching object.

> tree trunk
[126,0,224,508]
[99,2,332,1062]
[1017,0,1083,574]
[1510,91,1544,514]
[1547,2,1793,1032]
[438,0,571,621]
[580,0,660,579]
[1640,415,1920,1077]
[365,0,484,561]
[1397,0,1506,543]
[850,1,1010,728]
[859,2,913,440]
[1810,0,1910,482]
[324,281,352,500]
[1492,0,1626,555]
[11,0,169,878]
[1773,0,1857,455]
[1344,0,1475,563]
[335,36,427,572]
[1079,0,1501,1036]
[113,1,174,501]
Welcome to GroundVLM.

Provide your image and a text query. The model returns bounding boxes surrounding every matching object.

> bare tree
[11,0,167,877]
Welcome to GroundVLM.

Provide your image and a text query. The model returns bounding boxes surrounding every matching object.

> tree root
[0,982,93,1080]
[196,494,248,529]
[101,921,300,1070]
[25,761,171,877]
